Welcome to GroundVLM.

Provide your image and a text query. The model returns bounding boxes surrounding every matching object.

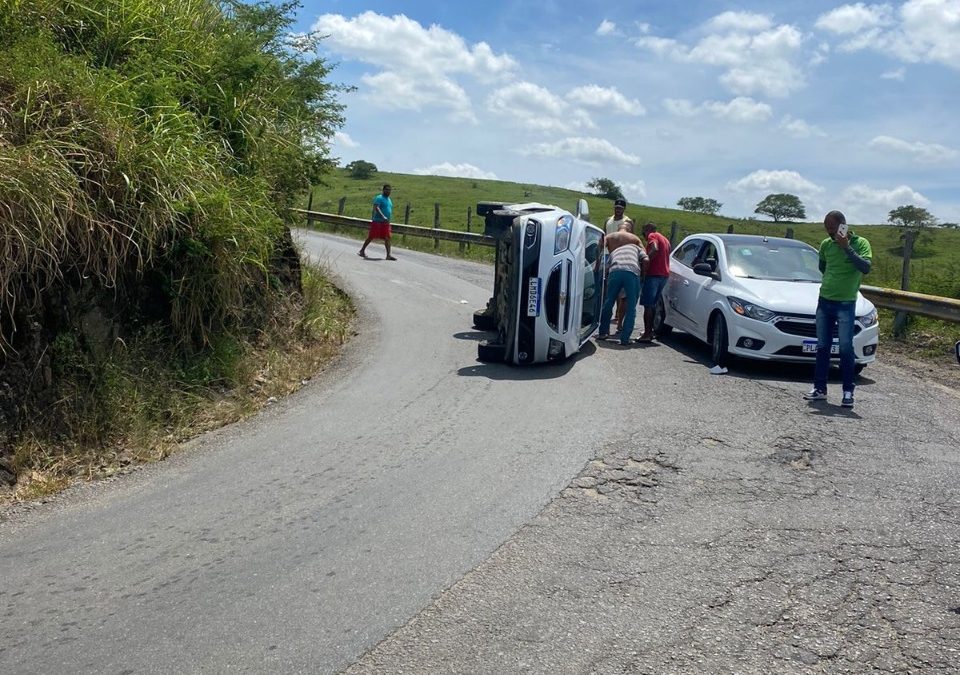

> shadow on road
[658,331,877,388]
[453,330,493,342]
[457,341,596,381]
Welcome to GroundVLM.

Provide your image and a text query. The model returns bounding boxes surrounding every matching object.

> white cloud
[620,180,648,201]
[664,97,772,122]
[868,135,959,163]
[840,183,931,222]
[637,14,807,98]
[412,162,498,180]
[727,170,825,197]
[779,115,827,138]
[567,85,646,116]
[596,20,616,36]
[814,3,894,34]
[360,71,476,122]
[488,82,594,133]
[816,0,960,70]
[313,12,516,119]
[334,131,358,148]
[881,67,907,80]
[522,137,641,166]
[705,11,774,33]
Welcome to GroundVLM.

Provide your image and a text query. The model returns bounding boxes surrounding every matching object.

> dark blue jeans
[599,270,640,343]
[813,297,857,393]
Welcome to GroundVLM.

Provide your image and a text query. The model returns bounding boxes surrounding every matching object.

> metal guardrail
[296,209,960,324]
[292,209,494,247]
[860,286,960,324]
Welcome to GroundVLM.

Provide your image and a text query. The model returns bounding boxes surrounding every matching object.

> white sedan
[652,233,879,371]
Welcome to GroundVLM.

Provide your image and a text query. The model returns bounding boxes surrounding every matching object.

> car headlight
[554,215,572,254]
[727,296,776,322]
[858,308,878,327]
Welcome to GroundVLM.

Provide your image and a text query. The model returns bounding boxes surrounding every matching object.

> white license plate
[802,339,839,354]
[526,277,541,317]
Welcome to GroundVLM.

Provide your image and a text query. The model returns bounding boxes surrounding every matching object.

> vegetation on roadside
[0,0,350,499]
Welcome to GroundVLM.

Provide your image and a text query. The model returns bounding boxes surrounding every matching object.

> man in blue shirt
[359,184,397,260]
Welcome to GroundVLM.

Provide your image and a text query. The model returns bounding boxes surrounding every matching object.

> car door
[684,239,722,340]
[665,238,706,333]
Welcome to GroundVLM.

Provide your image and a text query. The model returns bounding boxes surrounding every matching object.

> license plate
[526,277,541,317]
[802,339,839,354]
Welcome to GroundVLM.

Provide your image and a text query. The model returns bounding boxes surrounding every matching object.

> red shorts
[368,221,391,239]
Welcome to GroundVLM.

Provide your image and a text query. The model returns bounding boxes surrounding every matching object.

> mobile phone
[837,221,849,238]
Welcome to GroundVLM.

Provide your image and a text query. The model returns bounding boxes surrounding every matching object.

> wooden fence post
[460,206,472,253]
[893,229,918,338]
[669,221,678,247]
[727,223,735,233]
[785,227,794,239]
[337,196,346,215]
[434,202,441,250]
[403,203,411,224]
[305,191,314,227]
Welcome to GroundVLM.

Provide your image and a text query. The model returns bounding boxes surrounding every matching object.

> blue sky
[291,1,959,225]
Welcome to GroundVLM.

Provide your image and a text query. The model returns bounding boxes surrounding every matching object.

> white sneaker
[709,365,728,375]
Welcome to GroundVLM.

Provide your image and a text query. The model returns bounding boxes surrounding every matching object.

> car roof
[690,233,813,247]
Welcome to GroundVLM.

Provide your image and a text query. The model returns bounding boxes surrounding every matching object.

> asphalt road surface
[2,232,959,674]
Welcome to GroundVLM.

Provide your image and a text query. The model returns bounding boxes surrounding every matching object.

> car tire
[710,314,729,367]
[472,310,498,331]
[652,297,672,338]
[477,341,506,363]
[854,363,866,375]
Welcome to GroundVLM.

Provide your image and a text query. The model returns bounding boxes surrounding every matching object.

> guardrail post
[893,229,918,338]
[306,191,313,213]
[434,202,441,250]
[785,227,794,239]
[669,221,678,247]
[464,207,472,253]
[337,196,346,215]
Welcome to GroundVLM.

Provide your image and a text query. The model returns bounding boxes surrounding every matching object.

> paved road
[0,232,629,674]
[3,232,959,674]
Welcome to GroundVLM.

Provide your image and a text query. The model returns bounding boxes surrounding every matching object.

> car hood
[731,277,875,316]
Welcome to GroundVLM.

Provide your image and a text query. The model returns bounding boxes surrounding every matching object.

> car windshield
[723,241,822,282]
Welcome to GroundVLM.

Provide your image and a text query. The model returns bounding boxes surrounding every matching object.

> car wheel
[652,297,672,338]
[854,363,866,375]
[472,310,498,331]
[477,341,506,363]
[710,314,729,366]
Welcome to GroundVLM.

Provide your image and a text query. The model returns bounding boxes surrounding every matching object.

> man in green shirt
[804,210,872,408]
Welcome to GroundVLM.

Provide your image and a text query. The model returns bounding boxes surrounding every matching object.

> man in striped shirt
[597,222,649,345]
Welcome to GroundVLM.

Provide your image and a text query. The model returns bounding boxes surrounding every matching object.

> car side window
[697,242,719,271]
[673,239,703,268]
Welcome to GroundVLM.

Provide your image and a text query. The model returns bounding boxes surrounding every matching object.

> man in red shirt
[637,222,671,343]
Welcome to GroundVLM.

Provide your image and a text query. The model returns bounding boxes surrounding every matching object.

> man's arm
[844,244,871,275]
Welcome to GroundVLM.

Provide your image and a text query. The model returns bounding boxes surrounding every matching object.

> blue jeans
[599,270,640,343]
[813,297,857,393]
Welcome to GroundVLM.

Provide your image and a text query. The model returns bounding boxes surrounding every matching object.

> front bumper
[725,312,879,365]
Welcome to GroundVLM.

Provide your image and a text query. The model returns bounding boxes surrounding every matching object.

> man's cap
[614,198,627,207]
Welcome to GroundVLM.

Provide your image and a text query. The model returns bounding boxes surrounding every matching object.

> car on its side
[473,200,605,365]
[652,233,879,371]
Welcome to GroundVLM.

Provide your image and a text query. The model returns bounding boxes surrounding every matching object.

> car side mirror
[575,198,590,222]
[693,262,717,278]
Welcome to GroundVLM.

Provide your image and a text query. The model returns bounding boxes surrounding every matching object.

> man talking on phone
[804,210,872,408]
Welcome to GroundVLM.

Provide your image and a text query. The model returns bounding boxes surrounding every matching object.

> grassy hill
[307,170,960,300]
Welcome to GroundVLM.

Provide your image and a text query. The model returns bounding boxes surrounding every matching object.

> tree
[677,196,723,216]
[346,160,378,179]
[888,205,937,229]
[754,193,805,222]
[586,177,624,202]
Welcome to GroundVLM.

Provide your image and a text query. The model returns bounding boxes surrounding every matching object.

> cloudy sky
[294,0,959,225]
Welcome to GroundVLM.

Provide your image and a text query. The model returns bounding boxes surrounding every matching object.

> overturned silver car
[473,199,605,364]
